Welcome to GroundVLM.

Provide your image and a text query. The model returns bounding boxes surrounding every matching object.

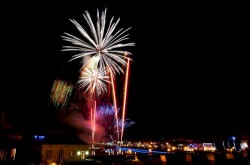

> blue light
[120,147,168,154]
[34,135,45,140]
[228,136,236,141]
[38,135,45,140]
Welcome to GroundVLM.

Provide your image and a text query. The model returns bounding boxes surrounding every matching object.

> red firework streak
[121,54,131,143]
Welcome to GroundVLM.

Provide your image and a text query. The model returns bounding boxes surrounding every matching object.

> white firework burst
[78,67,110,97]
[61,8,135,75]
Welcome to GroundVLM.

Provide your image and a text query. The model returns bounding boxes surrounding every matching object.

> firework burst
[61,8,135,75]
[78,67,110,97]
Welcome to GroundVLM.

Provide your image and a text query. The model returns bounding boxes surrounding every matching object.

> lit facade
[41,144,90,165]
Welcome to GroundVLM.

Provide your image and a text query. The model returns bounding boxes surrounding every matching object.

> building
[41,143,90,165]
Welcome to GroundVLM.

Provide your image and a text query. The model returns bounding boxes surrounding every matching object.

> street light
[77,150,89,161]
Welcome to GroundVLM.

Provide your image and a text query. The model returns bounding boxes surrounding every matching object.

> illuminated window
[45,150,52,159]
[58,149,64,161]
[0,149,7,159]
[69,150,75,158]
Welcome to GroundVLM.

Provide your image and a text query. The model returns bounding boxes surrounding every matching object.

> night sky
[1,1,249,140]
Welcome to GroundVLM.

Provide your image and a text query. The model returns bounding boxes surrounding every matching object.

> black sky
[1,1,249,140]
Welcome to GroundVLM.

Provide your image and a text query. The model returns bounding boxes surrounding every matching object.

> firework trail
[78,66,110,147]
[108,67,120,142]
[121,57,131,143]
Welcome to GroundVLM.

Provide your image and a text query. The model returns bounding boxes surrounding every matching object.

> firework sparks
[59,8,135,147]
[96,104,135,141]
[61,8,135,75]
[50,79,73,109]
[78,67,110,97]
